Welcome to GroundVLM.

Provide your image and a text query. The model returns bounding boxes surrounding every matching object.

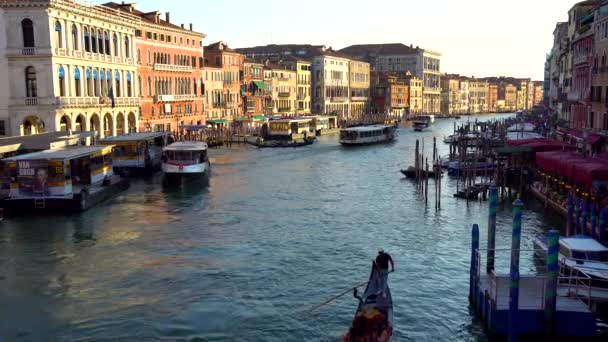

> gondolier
[376,249,394,283]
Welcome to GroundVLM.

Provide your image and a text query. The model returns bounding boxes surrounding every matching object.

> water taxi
[99,132,170,175]
[339,125,396,146]
[2,145,128,212]
[344,262,393,342]
[161,141,210,180]
[533,235,608,287]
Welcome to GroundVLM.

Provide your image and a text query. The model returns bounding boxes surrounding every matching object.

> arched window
[126,72,132,97]
[91,29,97,53]
[104,32,110,55]
[137,49,141,63]
[71,24,78,50]
[93,69,99,96]
[83,27,90,52]
[85,68,92,96]
[138,76,142,97]
[21,19,34,48]
[115,71,121,97]
[193,78,197,95]
[124,36,130,58]
[147,77,152,96]
[97,29,103,54]
[74,67,81,97]
[58,66,65,97]
[113,34,118,56]
[147,50,151,64]
[25,66,37,98]
[54,20,62,48]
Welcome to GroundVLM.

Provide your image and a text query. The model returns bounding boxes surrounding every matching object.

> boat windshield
[584,251,608,262]
[165,151,204,163]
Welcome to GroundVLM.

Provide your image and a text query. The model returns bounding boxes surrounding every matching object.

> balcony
[219,102,237,109]
[278,92,291,97]
[351,96,368,102]
[573,55,589,66]
[114,97,140,106]
[297,95,307,100]
[153,63,193,72]
[278,107,292,112]
[330,96,348,103]
[55,96,139,108]
[22,47,36,56]
[154,94,196,102]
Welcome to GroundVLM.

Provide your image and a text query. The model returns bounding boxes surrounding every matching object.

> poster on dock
[17,160,49,196]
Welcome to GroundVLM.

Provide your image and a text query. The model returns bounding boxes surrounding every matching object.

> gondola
[400,166,441,179]
[246,137,316,148]
[344,262,393,342]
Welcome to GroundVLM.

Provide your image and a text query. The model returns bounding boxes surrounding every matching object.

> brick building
[242,58,268,116]
[204,42,243,124]
[105,2,206,133]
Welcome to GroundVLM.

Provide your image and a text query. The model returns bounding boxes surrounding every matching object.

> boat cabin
[559,236,608,262]
[99,132,170,173]
[311,116,337,132]
[2,145,114,199]
[162,142,208,165]
[269,118,313,139]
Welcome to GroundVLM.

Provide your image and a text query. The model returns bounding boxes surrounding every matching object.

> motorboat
[340,125,397,146]
[533,235,608,287]
[161,141,210,180]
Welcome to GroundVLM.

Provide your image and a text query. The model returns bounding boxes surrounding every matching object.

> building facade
[311,50,351,119]
[349,60,370,118]
[105,3,206,133]
[0,0,141,137]
[339,43,442,114]
[204,42,243,124]
[488,84,498,112]
[459,79,470,113]
[591,2,608,130]
[281,56,312,115]
[469,79,488,114]
[403,72,423,115]
[242,58,268,116]
[505,84,517,111]
[266,64,296,115]
[440,75,460,114]
[371,72,408,117]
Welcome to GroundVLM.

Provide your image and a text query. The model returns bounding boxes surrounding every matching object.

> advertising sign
[17,160,49,196]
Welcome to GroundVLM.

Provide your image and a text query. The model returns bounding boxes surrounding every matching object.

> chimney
[410,44,413,48]
[181,24,184,29]
[189,23,193,31]
[165,12,170,23]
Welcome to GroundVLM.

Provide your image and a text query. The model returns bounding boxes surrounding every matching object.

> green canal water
[0,114,602,341]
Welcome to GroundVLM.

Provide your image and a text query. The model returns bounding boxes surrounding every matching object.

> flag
[108,87,115,108]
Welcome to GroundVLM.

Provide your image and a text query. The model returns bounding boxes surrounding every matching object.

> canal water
[0,114,596,341]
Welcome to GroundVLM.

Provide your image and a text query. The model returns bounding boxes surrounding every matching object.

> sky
[104,0,580,80]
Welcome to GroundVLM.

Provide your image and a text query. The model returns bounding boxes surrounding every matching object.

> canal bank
[0,114,604,341]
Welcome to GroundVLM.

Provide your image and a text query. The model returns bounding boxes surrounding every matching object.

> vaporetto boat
[161,141,210,180]
[339,125,397,146]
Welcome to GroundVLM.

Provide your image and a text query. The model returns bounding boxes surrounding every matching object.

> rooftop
[341,124,393,132]
[99,132,170,142]
[3,145,112,162]
[339,43,419,56]
[164,141,208,151]
[561,236,608,252]
[102,2,205,37]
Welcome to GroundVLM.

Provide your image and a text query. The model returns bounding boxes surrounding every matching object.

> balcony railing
[278,107,292,111]
[154,94,196,102]
[278,92,291,97]
[25,97,38,106]
[218,102,237,109]
[297,95,307,100]
[22,47,36,55]
[56,96,139,107]
[330,96,348,102]
[153,63,193,72]
[351,96,368,101]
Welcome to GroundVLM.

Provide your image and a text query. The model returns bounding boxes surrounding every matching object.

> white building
[339,43,442,114]
[311,49,351,119]
[0,0,141,137]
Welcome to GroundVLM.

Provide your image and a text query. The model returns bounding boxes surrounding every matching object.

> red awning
[572,161,608,188]
[587,134,602,145]
[524,141,577,152]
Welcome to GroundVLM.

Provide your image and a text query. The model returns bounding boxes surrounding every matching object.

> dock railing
[475,248,594,309]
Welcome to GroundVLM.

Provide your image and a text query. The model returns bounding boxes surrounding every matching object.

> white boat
[533,235,608,286]
[340,125,397,146]
[161,141,210,179]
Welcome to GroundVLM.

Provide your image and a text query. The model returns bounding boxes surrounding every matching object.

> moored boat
[400,166,441,179]
[533,235,608,287]
[162,141,210,181]
[246,137,316,148]
[340,125,396,146]
[344,262,393,342]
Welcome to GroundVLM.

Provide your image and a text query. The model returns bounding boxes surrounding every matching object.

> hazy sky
[109,0,579,80]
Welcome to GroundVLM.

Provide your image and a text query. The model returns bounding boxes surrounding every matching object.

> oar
[304,270,395,315]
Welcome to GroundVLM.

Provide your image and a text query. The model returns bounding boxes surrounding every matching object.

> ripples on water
[0,114,597,341]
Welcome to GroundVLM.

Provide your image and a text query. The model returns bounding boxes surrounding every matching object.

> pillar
[470,224,480,303]
[543,230,559,335]
[487,184,498,273]
[509,199,524,342]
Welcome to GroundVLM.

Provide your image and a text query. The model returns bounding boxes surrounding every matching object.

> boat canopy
[100,132,169,143]
[3,145,113,162]
[163,141,208,151]
[341,125,392,132]
[561,236,608,252]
